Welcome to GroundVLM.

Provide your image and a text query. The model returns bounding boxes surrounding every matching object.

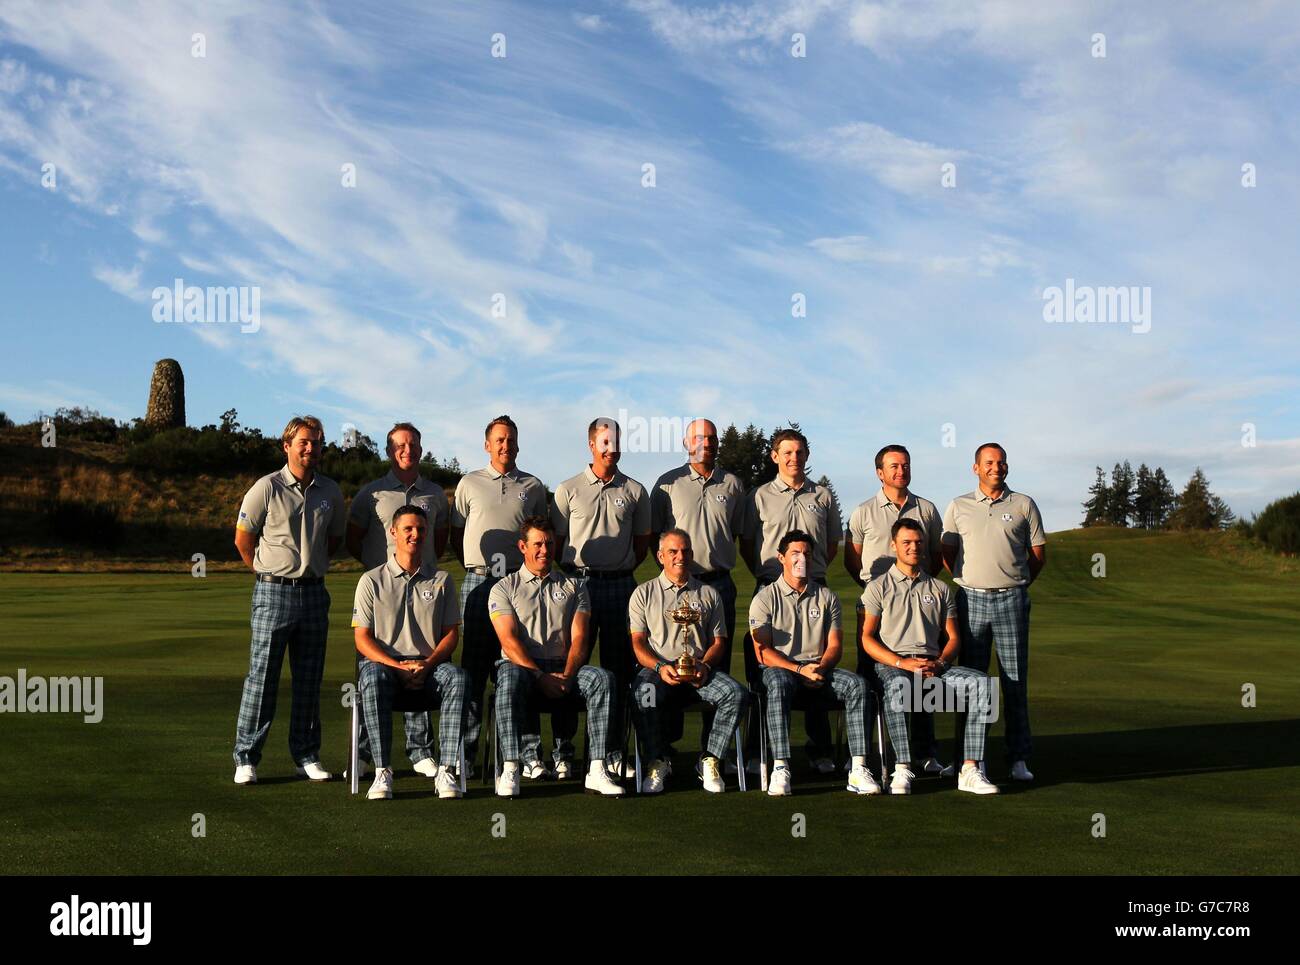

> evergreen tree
[1106,461,1135,526]
[815,474,843,523]
[1167,468,1220,530]
[1081,466,1109,526]
[718,423,770,490]
[1132,463,1155,528]
[1152,467,1176,527]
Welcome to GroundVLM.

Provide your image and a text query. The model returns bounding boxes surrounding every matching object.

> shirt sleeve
[937,582,955,625]
[348,482,371,529]
[1026,497,1047,547]
[826,492,842,542]
[450,480,469,528]
[704,587,726,639]
[440,573,461,627]
[747,585,772,632]
[860,579,884,617]
[550,482,571,540]
[926,504,944,563]
[487,579,516,621]
[633,483,652,535]
[329,484,347,542]
[574,580,592,614]
[526,480,549,519]
[627,584,650,633]
[846,503,865,544]
[941,500,959,545]
[826,590,842,631]
[432,489,450,529]
[236,477,270,534]
[351,574,377,629]
[649,479,669,534]
[740,489,757,544]
[728,478,746,534]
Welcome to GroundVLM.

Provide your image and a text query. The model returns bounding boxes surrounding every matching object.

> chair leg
[735,727,747,793]
[458,736,467,795]
[349,685,360,796]
[876,707,888,784]
[757,691,769,792]
[632,698,643,795]
[484,691,497,788]
[834,709,846,771]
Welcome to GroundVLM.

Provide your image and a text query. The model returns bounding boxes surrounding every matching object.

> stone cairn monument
[144,358,186,429]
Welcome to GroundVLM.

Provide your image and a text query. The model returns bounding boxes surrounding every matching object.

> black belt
[694,570,731,584]
[257,573,323,586]
[572,567,635,580]
[466,565,518,577]
[962,586,1021,594]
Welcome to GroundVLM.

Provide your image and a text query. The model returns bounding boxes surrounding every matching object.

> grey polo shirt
[488,567,591,662]
[846,489,943,582]
[742,478,842,582]
[351,559,460,661]
[348,471,450,570]
[860,565,954,657]
[941,488,1047,589]
[747,578,842,663]
[650,464,746,574]
[551,466,651,570]
[627,573,727,662]
[451,466,549,570]
[236,465,345,578]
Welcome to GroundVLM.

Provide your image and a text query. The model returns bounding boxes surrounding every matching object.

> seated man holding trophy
[749,530,882,797]
[628,529,750,794]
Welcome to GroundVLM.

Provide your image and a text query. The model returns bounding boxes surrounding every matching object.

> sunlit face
[771,440,807,478]
[388,429,422,472]
[892,527,924,567]
[657,534,693,581]
[974,446,1008,489]
[284,426,322,475]
[778,541,812,581]
[589,426,620,473]
[684,419,718,465]
[390,513,428,555]
[485,424,519,470]
[519,526,554,573]
[877,450,911,491]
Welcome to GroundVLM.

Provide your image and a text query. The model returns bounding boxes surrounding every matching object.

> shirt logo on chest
[551,587,567,602]
[1001,513,1014,522]
[809,607,821,619]
[518,491,528,500]
[319,499,331,512]
[420,588,434,602]
[805,502,824,516]
[922,594,936,605]
[614,497,626,508]
[714,493,726,503]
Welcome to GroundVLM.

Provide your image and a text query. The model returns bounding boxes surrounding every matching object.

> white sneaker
[553,759,573,780]
[700,757,725,794]
[847,764,882,795]
[960,762,1001,795]
[522,760,551,781]
[810,756,835,775]
[641,759,669,794]
[294,762,333,782]
[413,758,439,778]
[1010,760,1035,782]
[585,761,626,796]
[343,759,371,781]
[435,766,462,799]
[367,767,394,800]
[890,765,915,795]
[767,764,792,797]
[233,764,257,785]
[496,762,520,798]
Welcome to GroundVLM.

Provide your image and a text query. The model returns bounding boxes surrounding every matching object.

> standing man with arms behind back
[450,415,549,776]
[844,444,948,777]
[942,442,1047,782]
[232,415,345,785]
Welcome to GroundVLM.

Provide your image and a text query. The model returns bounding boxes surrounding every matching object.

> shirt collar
[584,465,621,487]
[771,476,812,495]
[877,488,916,511]
[278,464,315,490]
[385,556,433,581]
[779,576,813,598]
[975,486,1014,504]
[486,464,519,481]
[384,469,428,493]
[888,563,921,584]
[657,571,696,592]
[522,566,556,585]
[688,464,718,484]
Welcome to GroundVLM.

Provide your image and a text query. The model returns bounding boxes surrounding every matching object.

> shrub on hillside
[125,425,281,475]
[1250,492,1300,555]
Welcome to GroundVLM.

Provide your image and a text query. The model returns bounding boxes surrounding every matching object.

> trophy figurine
[669,597,703,681]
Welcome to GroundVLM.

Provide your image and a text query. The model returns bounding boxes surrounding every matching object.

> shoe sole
[847,784,882,795]
[890,786,912,795]
[233,778,256,785]
[366,791,392,800]
[767,789,791,797]
[959,785,1000,795]
[295,771,332,782]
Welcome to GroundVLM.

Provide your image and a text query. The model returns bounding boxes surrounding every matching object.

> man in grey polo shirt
[552,417,651,769]
[488,516,624,797]
[748,530,880,797]
[347,422,449,569]
[740,427,841,771]
[861,518,999,795]
[450,414,549,776]
[232,415,345,785]
[352,504,468,800]
[649,418,746,761]
[941,442,1047,782]
[845,443,947,776]
[628,529,749,794]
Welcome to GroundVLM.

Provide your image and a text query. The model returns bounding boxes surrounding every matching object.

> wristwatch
[654,659,668,673]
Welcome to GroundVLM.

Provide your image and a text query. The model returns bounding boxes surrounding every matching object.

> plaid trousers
[957,586,1032,762]
[358,659,468,769]
[630,666,749,763]
[761,665,872,761]
[874,664,991,765]
[233,581,329,767]
[494,659,615,764]
[460,570,505,756]
[856,605,939,760]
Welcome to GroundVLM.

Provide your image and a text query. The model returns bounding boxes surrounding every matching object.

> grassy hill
[0,526,1295,875]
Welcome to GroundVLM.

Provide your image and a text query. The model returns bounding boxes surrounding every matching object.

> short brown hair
[281,415,324,447]
[974,442,1006,463]
[588,417,620,444]
[770,427,809,454]
[520,514,555,541]
[386,422,422,452]
[875,444,910,470]
[485,415,518,439]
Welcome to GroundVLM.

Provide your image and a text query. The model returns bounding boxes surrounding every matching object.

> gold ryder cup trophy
[669,598,702,681]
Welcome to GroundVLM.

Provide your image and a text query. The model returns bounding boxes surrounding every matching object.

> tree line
[1081,462,1235,530]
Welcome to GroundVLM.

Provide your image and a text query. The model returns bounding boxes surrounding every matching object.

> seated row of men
[350,507,1000,800]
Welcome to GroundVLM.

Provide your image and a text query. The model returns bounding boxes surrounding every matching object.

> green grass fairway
[2,528,1296,875]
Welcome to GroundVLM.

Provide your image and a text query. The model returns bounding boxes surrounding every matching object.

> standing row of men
[229,414,1047,799]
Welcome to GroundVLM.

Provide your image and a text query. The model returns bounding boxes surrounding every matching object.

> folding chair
[347,674,467,795]
[628,681,748,794]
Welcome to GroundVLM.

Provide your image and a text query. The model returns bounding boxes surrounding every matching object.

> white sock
[774,758,788,769]
[502,761,519,774]
[588,760,605,776]
[852,755,866,768]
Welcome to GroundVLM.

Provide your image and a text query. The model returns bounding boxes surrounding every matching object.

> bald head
[684,418,719,467]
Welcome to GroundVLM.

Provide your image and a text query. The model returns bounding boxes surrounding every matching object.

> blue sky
[1,0,1297,530]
